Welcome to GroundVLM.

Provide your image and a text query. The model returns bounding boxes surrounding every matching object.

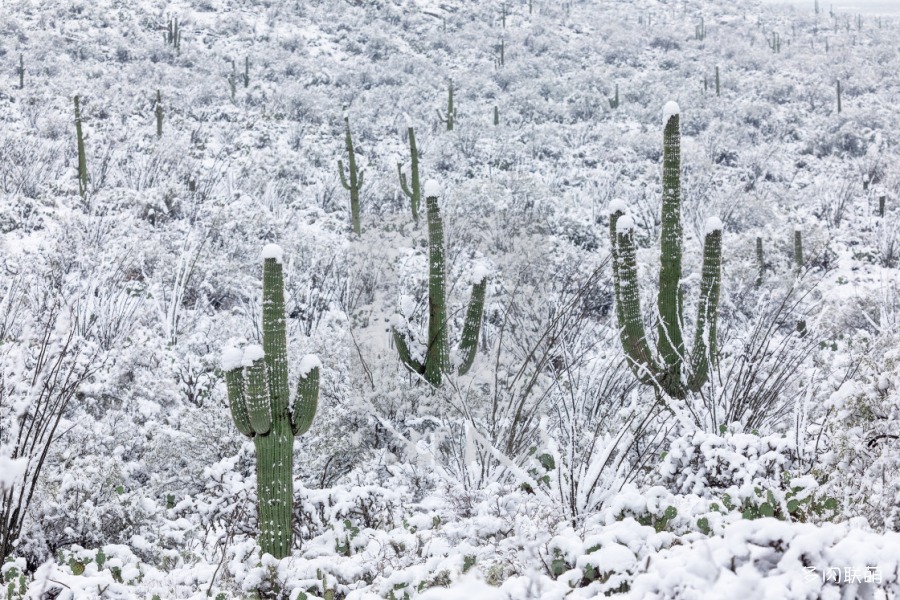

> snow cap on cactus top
[663,101,680,124]
[471,261,490,283]
[298,354,322,378]
[242,344,265,366]
[424,179,441,198]
[609,198,627,214]
[794,224,803,232]
[261,243,283,264]
[704,217,723,234]
[404,112,413,129]
[221,346,244,371]
[616,214,635,234]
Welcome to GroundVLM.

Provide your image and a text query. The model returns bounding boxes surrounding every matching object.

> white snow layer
[616,214,635,234]
[663,100,680,123]
[423,179,441,197]
[298,354,322,377]
[704,217,724,234]
[609,198,628,213]
[261,243,283,263]
[471,261,490,283]
[242,344,265,366]
[221,346,244,371]
[0,455,26,490]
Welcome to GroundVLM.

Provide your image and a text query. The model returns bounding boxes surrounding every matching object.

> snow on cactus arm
[222,346,252,436]
[391,315,425,375]
[242,345,272,434]
[292,355,321,435]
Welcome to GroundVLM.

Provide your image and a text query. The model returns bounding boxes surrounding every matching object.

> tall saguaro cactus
[397,124,421,224]
[609,102,723,399]
[221,245,321,558]
[73,96,88,198]
[392,180,488,387]
[338,115,364,235]
[437,80,456,131]
[155,90,163,139]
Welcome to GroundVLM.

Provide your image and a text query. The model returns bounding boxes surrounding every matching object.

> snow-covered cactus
[756,237,765,287]
[609,102,723,399]
[17,54,24,90]
[221,244,321,558]
[397,124,421,224]
[73,96,88,198]
[794,228,803,274]
[836,80,842,113]
[437,80,456,131]
[608,84,620,109]
[493,105,499,126]
[715,66,720,96]
[154,90,163,139]
[392,179,488,386]
[166,17,181,52]
[243,57,250,88]
[338,115,365,235]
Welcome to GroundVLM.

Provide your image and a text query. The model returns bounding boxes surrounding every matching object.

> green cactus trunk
[338,116,364,235]
[755,237,765,286]
[398,127,421,223]
[836,80,842,113]
[155,90,163,139]
[715,66,720,96]
[424,193,449,385]
[437,81,456,131]
[18,54,24,90]
[609,104,723,401]
[74,96,88,198]
[657,111,686,394]
[794,229,803,274]
[222,249,321,558]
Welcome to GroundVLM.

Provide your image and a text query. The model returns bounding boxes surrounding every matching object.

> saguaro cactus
[437,80,456,131]
[221,245,321,559]
[73,96,88,198]
[794,227,804,274]
[397,123,421,224]
[756,237,765,286]
[715,66,720,96]
[392,180,488,387]
[608,84,620,109]
[609,102,723,399]
[155,90,163,139]
[836,80,842,113]
[338,115,364,235]
[17,54,24,90]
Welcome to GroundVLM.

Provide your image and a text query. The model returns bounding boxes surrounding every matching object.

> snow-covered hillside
[1,0,899,598]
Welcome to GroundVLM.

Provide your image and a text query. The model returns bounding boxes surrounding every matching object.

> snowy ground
[1,0,900,598]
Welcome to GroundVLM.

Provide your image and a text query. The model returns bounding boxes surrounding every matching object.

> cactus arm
[225,367,253,437]
[424,192,449,386]
[609,206,627,335]
[615,223,662,384]
[392,327,425,374]
[398,165,413,198]
[243,353,272,435]
[457,277,488,375]
[338,159,351,190]
[292,359,320,435]
[688,227,723,391]
[656,108,686,385]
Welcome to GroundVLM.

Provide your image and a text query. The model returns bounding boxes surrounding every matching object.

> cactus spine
[608,84,620,109]
[437,80,456,131]
[338,115,364,235]
[609,103,723,399]
[73,96,88,198]
[392,181,488,387]
[398,126,421,224]
[222,245,321,559]
[155,90,163,139]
